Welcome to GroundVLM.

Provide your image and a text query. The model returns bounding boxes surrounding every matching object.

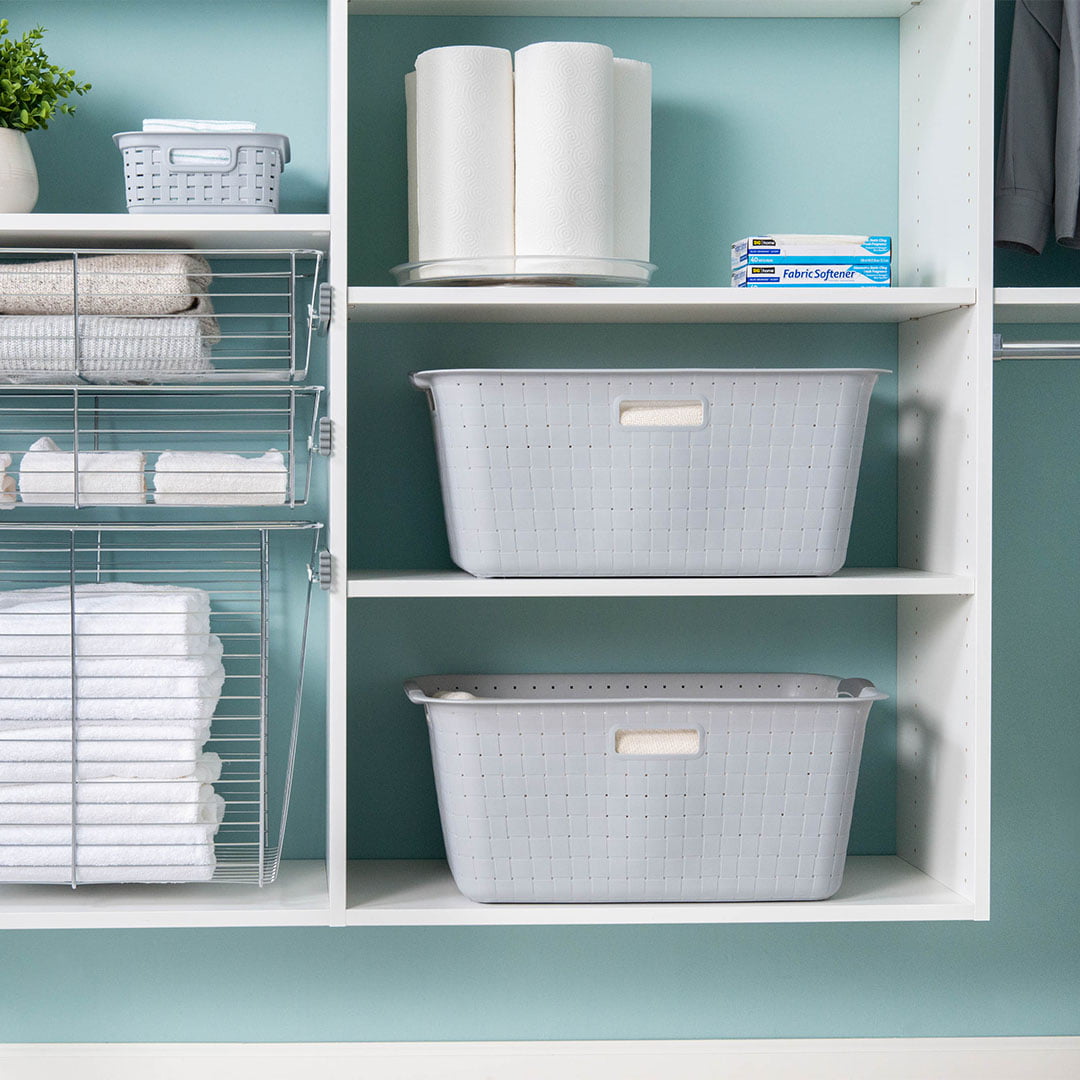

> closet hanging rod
[993,333,1080,360]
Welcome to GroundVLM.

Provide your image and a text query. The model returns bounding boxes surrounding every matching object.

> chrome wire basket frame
[0,384,325,509]
[0,522,323,888]
[0,249,324,383]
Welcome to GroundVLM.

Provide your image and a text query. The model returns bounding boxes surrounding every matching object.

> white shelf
[994,288,1080,323]
[348,1,919,16]
[345,858,975,925]
[0,861,330,929]
[0,214,331,251]
[347,568,975,599]
[347,286,974,324]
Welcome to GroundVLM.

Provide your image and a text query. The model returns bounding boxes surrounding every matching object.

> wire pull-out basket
[0,249,324,383]
[0,384,325,508]
[406,673,886,903]
[0,522,324,887]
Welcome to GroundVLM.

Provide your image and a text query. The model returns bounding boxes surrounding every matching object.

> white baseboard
[0,1038,1077,1080]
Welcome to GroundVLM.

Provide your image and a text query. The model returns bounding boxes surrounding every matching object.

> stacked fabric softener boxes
[731,234,891,287]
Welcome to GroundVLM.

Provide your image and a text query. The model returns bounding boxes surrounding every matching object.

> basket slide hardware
[311,416,333,456]
[310,282,333,336]
[309,549,332,590]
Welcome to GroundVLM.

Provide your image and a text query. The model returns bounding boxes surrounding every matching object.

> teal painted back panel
[6,1,328,214]
[349,15,899,287]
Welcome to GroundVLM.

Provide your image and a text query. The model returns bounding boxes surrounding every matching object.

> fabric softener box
[731,234,892,267]
[733,262,891,287]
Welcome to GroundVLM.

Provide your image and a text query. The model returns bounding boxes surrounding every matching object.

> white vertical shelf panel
[326,0,352,926]
[898,0,980,288]
[896,0,990,916]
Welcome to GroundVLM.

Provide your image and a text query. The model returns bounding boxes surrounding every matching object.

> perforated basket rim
[406,673,888,706]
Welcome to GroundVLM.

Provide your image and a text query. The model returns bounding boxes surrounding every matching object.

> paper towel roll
[613,57,652,263]
[414,46,515,264]
[514,41,615,262]
[405,70,419,264]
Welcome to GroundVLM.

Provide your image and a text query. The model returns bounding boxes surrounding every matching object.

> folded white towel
[0,743,218,784]
[0,837,217,882]
[0,315,213,380]
[18,436,146,507]
[0,646,226,721]
[0,818,223,851]
[142,119,257,132]
[153,449,288,505]
[0,858,216,884]
[0,766,223,825]
[0,254,217,325]
[0,452,13,510]
[0,583,212,659]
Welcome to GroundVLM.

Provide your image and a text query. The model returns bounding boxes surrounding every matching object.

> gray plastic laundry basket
[112,132,290,214]
[405,673,886,903]
[412,368,885,577]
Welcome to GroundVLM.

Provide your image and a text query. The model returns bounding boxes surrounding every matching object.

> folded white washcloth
[0,645,226,721]
[0,254,217,327]
[0,452,14,510]
[18,436,146,507]
[142,119,257,132]
[0,583,212,658]
[0,315,214,381]
[153,449,288,506]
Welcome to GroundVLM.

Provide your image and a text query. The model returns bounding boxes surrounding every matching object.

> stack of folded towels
[0,583,226,884]
[0,253,218,381]
[0,441,289,508]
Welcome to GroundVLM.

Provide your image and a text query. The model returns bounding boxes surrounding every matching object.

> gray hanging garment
[995,1,1080,254]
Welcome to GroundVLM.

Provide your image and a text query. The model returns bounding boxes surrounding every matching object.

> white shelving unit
[345,858,974,926]
[342,0,993,927]
[346,286,976,324]
[994,288,1080,323]
[0,213,331,252]
[0,0,993,927]
[346,569,976,599]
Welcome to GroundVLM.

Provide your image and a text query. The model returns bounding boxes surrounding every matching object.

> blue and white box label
[731,235,892,268]
[732,262,892,287]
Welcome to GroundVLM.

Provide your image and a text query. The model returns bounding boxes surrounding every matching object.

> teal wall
[8,1,328,214]
[0,1,1078,1048]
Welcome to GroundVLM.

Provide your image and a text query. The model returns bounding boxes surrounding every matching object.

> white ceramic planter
[0,128,39,213]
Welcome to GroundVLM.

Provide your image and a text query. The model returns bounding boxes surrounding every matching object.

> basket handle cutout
[614,728,700,756]
[167,146,239,173]
[618,399,705,429]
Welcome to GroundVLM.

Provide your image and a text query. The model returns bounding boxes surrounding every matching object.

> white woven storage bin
[405,673,886,903]
[412,368,885,577]
[112,132,290,214]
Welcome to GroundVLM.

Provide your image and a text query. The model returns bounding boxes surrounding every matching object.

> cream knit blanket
[0,254,219,342]
[0,315,212,379]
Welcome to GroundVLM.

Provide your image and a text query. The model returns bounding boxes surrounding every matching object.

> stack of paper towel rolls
[405,42,652,279]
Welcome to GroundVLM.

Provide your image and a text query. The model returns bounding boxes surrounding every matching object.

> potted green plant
[0,19,90,212]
